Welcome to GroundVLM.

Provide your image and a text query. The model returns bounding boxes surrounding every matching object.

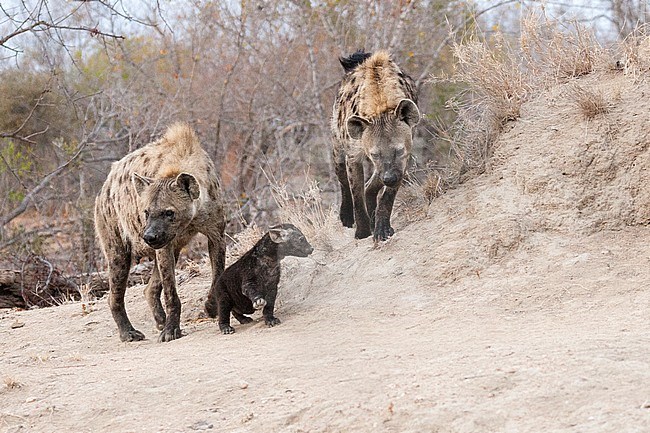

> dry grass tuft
[270,179,341,252]
[396,167,444,223]
[568,84,611,119]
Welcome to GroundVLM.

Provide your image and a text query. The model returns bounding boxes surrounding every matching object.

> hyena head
[132,172,200,249]
[268,223,314,258]
[347,98,420,187]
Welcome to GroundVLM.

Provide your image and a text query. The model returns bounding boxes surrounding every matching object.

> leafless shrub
[521,13,605,84]
[451,34,530,126]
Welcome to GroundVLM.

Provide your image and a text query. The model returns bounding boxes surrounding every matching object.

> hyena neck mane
[339,50,372,73]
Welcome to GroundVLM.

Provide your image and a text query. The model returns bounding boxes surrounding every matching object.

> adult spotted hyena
[332,50,420,241]
[94,123,226,342]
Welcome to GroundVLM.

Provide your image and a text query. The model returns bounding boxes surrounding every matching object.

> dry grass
[451,33,531,126]
[568,84,611,120]
[520,13,604,84]
[270,179,341,252]
[438,10,610,186]
[616,25,650,77]
[225,220,264,267]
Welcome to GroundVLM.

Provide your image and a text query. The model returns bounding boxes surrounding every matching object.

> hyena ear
[132,173,154,196]
[269,226,290,243]
[347,116,370,140]
[395,99,420,127]
[175,172,200,200]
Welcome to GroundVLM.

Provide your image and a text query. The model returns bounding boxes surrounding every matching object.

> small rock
[11,321,25,329]
[189,420,213,430]
[239,381,249,390]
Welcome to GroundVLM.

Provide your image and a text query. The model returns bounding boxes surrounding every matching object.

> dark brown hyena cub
[205,223,313,334]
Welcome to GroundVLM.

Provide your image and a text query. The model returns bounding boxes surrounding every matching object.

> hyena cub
[332,50,420,241]
[204,223,313,334]
[94,123,226,342]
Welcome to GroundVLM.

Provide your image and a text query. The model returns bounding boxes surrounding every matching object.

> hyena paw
[252,297,267,310]
[120,328,146,342]
[373,222,394,242]
[355,226,372,239]
[154,313,166,331]
[265,317,281,327]
[340,212,354,228]
[219,324,235,334]
[158,326,182,342]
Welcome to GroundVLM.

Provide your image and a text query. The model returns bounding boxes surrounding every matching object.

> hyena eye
[144,210,150,218]
[370,152,381,159]
[164,209,175,219]
[395,148,405,157]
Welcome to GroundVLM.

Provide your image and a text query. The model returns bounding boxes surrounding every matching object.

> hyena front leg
[334,151,354,228]
[145,260,165,330]
[262,287,280,327]
[347,158,372,239]
[374,185,399,241]
[106,242,144,342]
[156,245,182,342]
[364,171,384,230]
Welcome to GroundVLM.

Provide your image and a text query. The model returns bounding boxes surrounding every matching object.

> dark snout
[381,170,402,188]
[295,241,314,258]
[142,227,172,249]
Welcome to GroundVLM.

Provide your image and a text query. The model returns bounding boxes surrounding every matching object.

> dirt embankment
[2,71,650,433]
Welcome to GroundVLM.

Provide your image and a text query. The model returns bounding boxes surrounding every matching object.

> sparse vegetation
[568,84,612,120]
[270,179,341,252]
[439,10,618,187]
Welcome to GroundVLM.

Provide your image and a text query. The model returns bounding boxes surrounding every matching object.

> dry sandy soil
[2,71,650,433]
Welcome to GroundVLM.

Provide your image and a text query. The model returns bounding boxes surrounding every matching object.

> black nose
[382,172,400,187]
[143,232,159,245]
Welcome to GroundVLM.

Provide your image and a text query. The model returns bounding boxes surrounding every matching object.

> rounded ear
[395,99,420,127]
[132,173,154,196]
[269,227,290,243]
[346,116,370,140]
[175,173,200,200]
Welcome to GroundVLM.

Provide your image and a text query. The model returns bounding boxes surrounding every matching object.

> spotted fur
[94,123,226,342]
[331,51,420,240]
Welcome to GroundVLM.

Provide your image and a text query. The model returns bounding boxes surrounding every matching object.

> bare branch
[1,141,88,227]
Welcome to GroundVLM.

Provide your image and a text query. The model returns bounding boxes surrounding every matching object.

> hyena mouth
[143,234,174,250]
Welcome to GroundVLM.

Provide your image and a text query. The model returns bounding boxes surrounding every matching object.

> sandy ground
[2,71,650,433]
[2,221,649,433]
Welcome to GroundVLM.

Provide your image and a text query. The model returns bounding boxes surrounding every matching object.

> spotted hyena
[94,123,226,342]
[332,50,420,241]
